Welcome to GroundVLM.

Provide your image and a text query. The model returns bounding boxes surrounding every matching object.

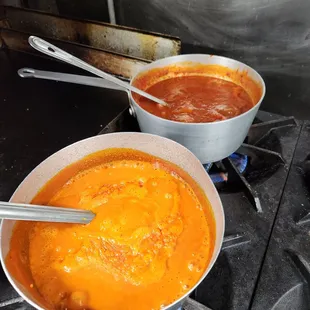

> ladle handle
[0,201,95,224]
[18,68,126,91]
[28,36,166,106]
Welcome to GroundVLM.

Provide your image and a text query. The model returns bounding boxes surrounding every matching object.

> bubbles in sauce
[135,75,254,123]
[6,149,216,310]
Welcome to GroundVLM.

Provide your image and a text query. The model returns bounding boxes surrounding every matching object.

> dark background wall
[114,0,310,119]
[4,0,310,119]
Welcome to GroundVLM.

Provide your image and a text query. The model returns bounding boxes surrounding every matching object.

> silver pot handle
[18,68,126,91]
[18,67,138,118]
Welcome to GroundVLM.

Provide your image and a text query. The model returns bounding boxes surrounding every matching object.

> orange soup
[6,149,215,310]
[133,64,263,123]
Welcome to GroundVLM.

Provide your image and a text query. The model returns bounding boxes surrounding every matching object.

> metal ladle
[0,201,95,224]
[28,36,167,106]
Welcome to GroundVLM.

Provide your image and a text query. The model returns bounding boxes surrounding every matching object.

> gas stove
[1,5,310,310]
[1,104,307,310]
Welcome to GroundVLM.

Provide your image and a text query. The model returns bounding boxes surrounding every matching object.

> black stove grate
[250,121,310,310]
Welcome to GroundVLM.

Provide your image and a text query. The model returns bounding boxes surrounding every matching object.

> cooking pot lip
[129,53,266,126]
[0,132,225,310]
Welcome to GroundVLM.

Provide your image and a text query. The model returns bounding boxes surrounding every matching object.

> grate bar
[248,117,297,145]
[223,157,262,212]
[222,233,250,250]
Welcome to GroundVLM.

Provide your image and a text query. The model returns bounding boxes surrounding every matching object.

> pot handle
[18,67,138,118]
[183,297,213,310]
[18,68,127,92]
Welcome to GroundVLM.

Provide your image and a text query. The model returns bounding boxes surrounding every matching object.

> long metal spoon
[0,201,95,224]
[28,36,167,106]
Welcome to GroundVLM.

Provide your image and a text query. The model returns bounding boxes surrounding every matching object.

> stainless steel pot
[0,132,224,310]
[19,52,265,164]
[128,54,266,163]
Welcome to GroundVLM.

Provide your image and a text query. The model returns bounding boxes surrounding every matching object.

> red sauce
[132,63,263,123]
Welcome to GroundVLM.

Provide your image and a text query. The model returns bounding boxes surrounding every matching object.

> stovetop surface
[0,50,310,310]
[251,121,310,310]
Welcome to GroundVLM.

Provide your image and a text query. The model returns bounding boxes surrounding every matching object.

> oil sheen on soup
[133,64,262,123]
[6,149,216,310]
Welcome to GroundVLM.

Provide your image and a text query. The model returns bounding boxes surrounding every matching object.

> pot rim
[0,132,225,310]
[129,53,266,126]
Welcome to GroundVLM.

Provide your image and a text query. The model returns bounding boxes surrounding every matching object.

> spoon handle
[0,201,95,224]
[28,36,167,106]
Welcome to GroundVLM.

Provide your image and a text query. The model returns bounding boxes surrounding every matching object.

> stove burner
[203,116,297,212]
[229,153,248,174]
[205,154,248,184]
